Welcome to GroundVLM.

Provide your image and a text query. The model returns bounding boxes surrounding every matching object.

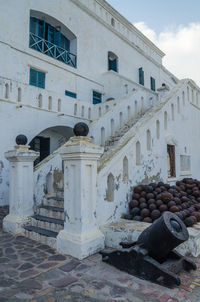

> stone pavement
[0,207,200,302]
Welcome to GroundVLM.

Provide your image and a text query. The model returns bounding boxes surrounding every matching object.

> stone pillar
[3,145,39,233]
[57,136,105,259]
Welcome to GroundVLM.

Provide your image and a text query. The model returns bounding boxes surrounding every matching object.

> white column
[57,136,105,259]
[3,145,39,233]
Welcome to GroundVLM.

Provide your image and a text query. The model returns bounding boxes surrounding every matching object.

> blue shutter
[93,91,102,104]
[139,68,144,86]
[65,90,77,98]
[37,71,45,89]
[151,77,155,91]
[30,68,37,86]
[30,69,45,89]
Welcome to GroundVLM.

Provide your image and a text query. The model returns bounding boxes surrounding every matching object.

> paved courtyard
[0,207,200,302]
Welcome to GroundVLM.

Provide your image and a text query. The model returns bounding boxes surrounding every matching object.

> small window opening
[167,145,176,178]
[108,51,118,72]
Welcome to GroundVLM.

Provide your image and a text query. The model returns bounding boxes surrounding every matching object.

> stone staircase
[23,191,64,248]
[104,111,146,152]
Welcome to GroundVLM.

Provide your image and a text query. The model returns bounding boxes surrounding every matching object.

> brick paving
[0,206,200,302]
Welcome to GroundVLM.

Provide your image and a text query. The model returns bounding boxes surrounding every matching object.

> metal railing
[29,32,77,68]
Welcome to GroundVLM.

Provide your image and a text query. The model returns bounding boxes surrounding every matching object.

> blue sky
[107,0,200,33]
[106,0,200,85]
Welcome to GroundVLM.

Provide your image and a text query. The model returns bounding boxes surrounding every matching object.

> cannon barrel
[137,211,189,261]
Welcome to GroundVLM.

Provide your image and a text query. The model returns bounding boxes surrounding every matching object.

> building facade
[1,0,200,257]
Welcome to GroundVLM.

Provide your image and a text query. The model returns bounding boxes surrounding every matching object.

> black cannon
[101,212,196,287]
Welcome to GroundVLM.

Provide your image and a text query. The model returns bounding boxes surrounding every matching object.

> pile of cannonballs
[125,178,200,227]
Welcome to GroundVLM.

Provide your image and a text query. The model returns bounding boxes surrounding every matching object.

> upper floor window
[93,91,102,104]
[150,77,156,91]
[108,51,118,72]
[139,67,144,86]
[29,13,77,68]
[30,68,45,89]
[65,90,77,99]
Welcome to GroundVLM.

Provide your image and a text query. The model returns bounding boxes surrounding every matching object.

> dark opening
[30,136,50,166]
[167,144,176,177]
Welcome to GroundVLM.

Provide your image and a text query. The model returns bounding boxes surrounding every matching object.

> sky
[106,0,200,86]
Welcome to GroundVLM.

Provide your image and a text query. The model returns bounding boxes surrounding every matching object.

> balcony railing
[29,32,77,68]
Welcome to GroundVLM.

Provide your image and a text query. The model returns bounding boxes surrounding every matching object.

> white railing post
[57,135,104,259]
[3,140,39,233]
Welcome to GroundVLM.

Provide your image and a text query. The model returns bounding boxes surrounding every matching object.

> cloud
[134,21,200,86]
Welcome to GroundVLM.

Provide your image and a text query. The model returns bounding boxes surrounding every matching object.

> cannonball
[145,185,154,193]
[161,192,173,203]
[132,193,140,200]
[140,191,147,198]
[151,210,161,220]
[159,204,167,212]
[192,212,200,222]
[160,186,167,192]
[123,214,133,220]
[195,204,200,210]
[133,216,142,222]
[170,206,179,213]
[158,182,165,187]
[146,193,154,200]
[129,200,139,208]
[165,184,170,190]
[168,201,176,208]
[181,196,189,203]
[149,203,157,211]
[184,217,194,227]
[140,202,148,210]
[191,216,198,224]
[134,186,143,194]
[156,200,163,207]
[156,194,162,201]
[141,208,150,218]
[193,191,200,198]
[155,188,161,194]
[174,197,181,205]
[143,217,152,223]
[130,207,140,216]
[147,198,155,205]
[139,197,146,204]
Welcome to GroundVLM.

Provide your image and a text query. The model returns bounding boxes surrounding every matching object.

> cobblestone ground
[0,207,200,302]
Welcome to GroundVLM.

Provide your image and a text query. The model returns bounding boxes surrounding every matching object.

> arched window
[141,96,144,113]
[105,105,109,112]
[177,97,180,113]
[5,83,9,99]
[119,112,123,127]
[146,130,151,151]
[156,120,160,139]
[48,96,52,110]
[135,100,138,115]
[136,141,141,165]
[74,103,77,116]
[38,94,42,108]
[171,103,174,121]
[101,127,105,146]
[108,51,118,72]
[111,119,115,135]
[98,107,102,117]
[127,106,131,120]
[111,18,115,27]
[29,12,77,67]
[17,88,22,102]
[58,99,61,112]
[81,106,84,117]
[107,173,114,201]
[182,91,185,106]
[123,156,128,181]
[88,107,91,119]
[164,111,167,130]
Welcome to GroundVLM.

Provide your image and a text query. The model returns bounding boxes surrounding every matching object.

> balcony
[29,32,77,68]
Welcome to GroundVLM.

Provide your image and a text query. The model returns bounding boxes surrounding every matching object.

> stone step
[23,225,57,248]
[37,205,64,220]
[43,196,64,208]
[29,215,64,232]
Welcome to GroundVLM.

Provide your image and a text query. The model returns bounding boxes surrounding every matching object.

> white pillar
[3,145,39,233]
[57,136,105,259]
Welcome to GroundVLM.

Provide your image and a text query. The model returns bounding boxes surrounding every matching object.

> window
[93,91,102,104]
[108,51,118,72]
[30,68,45,89]
[29,16,76,67]
[65,90,77,99]
[150,77,156,91]
[139,68,144,86]
[167,145,176,178]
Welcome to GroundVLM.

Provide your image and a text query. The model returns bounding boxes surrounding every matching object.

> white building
[1,0,200,258]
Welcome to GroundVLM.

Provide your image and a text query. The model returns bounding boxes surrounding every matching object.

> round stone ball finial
[73,122,89,137]
[16,134,28,146]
